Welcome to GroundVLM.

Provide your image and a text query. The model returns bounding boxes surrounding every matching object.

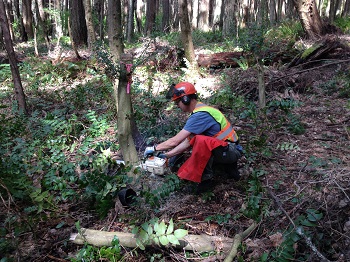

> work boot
[196,179,216,194]
[225,162,241,181]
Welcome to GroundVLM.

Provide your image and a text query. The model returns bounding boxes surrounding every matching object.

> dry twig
[268,188,331,262]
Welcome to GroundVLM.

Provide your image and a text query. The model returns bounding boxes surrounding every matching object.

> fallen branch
[269,58,350,84]
[224,221,257,262]
[70,228,234,252]
[268,188,331,262]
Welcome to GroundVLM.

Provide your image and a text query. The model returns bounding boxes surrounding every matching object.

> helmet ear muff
[181,95,191,105]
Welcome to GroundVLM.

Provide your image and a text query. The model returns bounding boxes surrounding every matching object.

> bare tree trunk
[179,0,198,72]
[127,0,135,41]
[83,0,96,50]
[145,0,156,35]
[13,0,26,41]
[222,0,236,36]
[135,0,144,33]
[269,0,277,25]
[172,0,179,30]
[69,0,88,47]
[94,0,105,39]
[294,0,325,38]
[22,0,34,40]
[52,0,63,60]
[108,0,124,60]
[108,0,139,170]
[342,0,350,16]
[3,0,14,41]
[162,0,170,33]
[35,0,50,51]
[0,0,28,114]
[198,0,209,31]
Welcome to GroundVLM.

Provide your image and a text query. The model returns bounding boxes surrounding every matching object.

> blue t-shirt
[183,111,221,137]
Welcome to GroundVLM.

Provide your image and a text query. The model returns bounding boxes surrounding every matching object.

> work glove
[236,144,243,152]
[144,146,155,157]
[157,153,167,159]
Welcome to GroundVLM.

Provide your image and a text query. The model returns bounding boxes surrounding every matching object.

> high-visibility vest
[192,102,239,142]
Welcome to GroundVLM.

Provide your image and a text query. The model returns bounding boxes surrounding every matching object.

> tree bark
[0,0,28,115]
[83,0,97,50]
[35,0,50,51]
[69,0,88,47]
[198,0,209,31]
[145,0,156,36]
[179,0,198,72]
[22,0,34,40]
[13,0,27,41]
[108,0,124,60]
[222,0,236,36]
[107,0,139,170]
[127,0,135,41]
[293,0,325,38]
[118,54,139,167]
[162,0,170,33]
[94,0,105,39]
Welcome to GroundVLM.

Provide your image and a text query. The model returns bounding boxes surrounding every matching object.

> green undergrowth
[1,24,349,260]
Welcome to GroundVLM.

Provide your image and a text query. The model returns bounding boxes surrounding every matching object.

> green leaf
[139,229,149,242]
[174,229,188,239]
[307,209,323,221]
[167,234,180,246]
[159,235,169,246]
[156,221,166,236]
[153,236,160,246]
[301,219,316,227]
[166,219,174,235]
[153,222,159,233]
[141,222,149,232]
[147,225,153,236]
[136,239,145,250]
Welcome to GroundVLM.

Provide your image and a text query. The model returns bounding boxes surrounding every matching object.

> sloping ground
[83,56,350,261]
[1,36,349,261]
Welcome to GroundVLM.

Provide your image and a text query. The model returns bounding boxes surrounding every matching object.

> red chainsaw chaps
[177,135,227,182]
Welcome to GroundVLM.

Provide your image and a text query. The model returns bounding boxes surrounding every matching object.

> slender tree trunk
[69,0,88,47]
[179,0,198,73]
[145,0,156,35]
[107,0,139,172]
[198,0,209,31]
[135,0,144,33]
[108,0,124,60]
[223,0,235,36]
[3,0,14,41]
[162,0,170,33]
[172,0,179,30]
[35,0,51,51]
[13,0,26,41]
[0,0,28,114]
[94,0,104,39]
[53,0,63,60]
[127,0,135,41]
[269,0,277,25]
[342,0,350,16]
[83,0,96,50]
[22,0,34,40]
[294,0,325,38]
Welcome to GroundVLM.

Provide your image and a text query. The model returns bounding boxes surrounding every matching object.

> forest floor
[1,35,350,261]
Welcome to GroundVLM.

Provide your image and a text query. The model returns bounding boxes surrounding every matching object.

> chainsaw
[141,155,167,175]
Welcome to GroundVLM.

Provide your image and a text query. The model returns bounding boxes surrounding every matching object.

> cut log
[70,228,234,252]
[197,52,243,68]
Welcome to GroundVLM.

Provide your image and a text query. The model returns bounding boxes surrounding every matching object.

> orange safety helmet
[171,82,197,101]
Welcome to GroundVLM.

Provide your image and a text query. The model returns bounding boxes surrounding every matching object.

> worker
[144,82,243,192]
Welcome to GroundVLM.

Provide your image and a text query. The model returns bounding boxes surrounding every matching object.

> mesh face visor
[166,84,176,99]
[172,88,186,100]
